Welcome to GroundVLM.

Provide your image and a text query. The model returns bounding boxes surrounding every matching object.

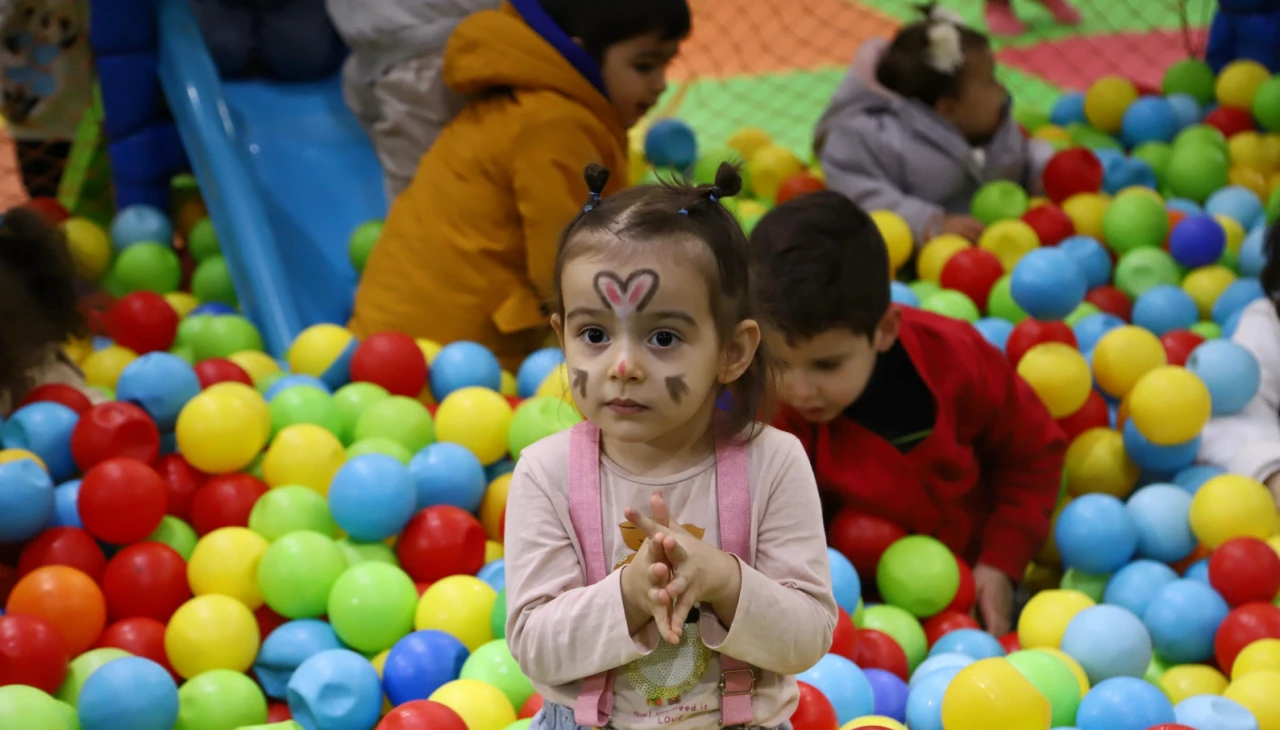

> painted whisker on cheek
[570,368,588,399]
[665,375,689,404]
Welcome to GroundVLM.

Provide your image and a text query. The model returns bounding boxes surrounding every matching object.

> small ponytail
[581,163,610,212]
[678,162,743,215]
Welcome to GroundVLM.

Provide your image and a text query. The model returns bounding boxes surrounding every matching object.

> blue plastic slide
[152,0,387,355]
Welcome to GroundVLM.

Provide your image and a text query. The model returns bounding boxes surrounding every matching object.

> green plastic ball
[346,437,413,464]
[349,221,383,274]
[986,275,1029,324]
[1102,193,1168,253]
[336,537,398,567]
[1006,650,1082,727]
[192,256,239,307]
[860,604,928,671]
[147,515,199,560]
[460,640,535,710]
[1131,142,1173,188]
[175,314,212,348]
[112,242,182,294]
[187,218,221,262]
[921,289,980,323]
[56,648,131,706]
[332,382,392,445]
[971,180,1029,226]
[1253,76,1280,133]
[503,721,532,730]
[1166,144,1229,203]
[908,279,941,302]
[1268,186,1280,226]
[58,700,77,730]
[258,530,348,618]
[170,343,196,365]
[1145,654,1171,684]
[1162,59,1216,106]
[509,397,583,461]
[257,371,287,396]
[491,588,507,640]
[875,535,960,617]
[352,396,435,453]
[268,386,343,439]
[1114,247,1181,299]
[1064,302,1101,328]
[174,669,268,730]
[191,315,263,360]
[327,563,418,653]
[1013,105,1051,133]
[0,686,69,729]
[1173,124,1228,154]
[1189,320,1222,340]
[248,486,336,540]
[1059,568,1108,602]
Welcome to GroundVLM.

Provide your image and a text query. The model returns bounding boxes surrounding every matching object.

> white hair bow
[926,17,965,75]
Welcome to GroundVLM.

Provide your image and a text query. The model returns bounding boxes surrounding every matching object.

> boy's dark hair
[749,191,891,342]
[553,162,771,439]
[539,0,692,62]
[0,207,87,405]
[876,4,990,107]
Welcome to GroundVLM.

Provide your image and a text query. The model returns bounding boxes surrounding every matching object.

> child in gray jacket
[815,5,1052,245]
[326,0,500,201]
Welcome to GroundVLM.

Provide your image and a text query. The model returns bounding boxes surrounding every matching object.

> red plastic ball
[518,694,543,720]
[376,700,470,730]
[1148,726,1196,730]
[1056,390,1110,441]
[193,358,253,389]
[154,454,206,522]
[100,542,190,622]
[1021,204,1075,247]
[397,506,487,584]
[255,604,288,641]
[78,457,168,545]
[17,383,93,414]
[828,509,907,581]
[851,628,910,680]
[1005,319,1077,367]
[1214,602,1280,675]
[268,704,293,722]
[830,607,859,660]
[1208,538,1280,606]
[1085,284,1133,322]
[188,473,268,536]
[350,332,429,398]
[95,617,178,680]
[775,173,827,205]
[998,631,1021,654]
[71,402,160,471]
[791,681,839,730]
[1203,106,1256,138]
[940,248,1005,311]
[947,556,976,613]
[107,292,179,354]
[923,609,981,647]
[17,526,108,582]
[1042,148,1103,204]
[0,613,70,693]
[21,197,70,224]
[1160,330,1205,367]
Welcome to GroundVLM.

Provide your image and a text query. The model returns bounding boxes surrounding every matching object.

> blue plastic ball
[1122,420,1199,473]
[1239,225,1269,277]
[477,559,505,592]
[328,454,416,542]
[110,204,173,251]
[1167,197,1206,217]
[52,479,82,528]
[408,442,487,513]
[1206,186,1265,229]
[1051,92,1088,127]
[1122,97,1180,147]
[77,656,178,730]
[1173,464,1226,493]
[905,665,962,730]
[644,119,698,170]
[927,628,1005,660]
[1011,247,1087,321]
[1102,559,1179,617]
[796,654,874,726]
[1222,307,1245,338]
[827,547,861,614]
[890,281,919,307]
[1174,694,1260,730]
[1105,156,1159,194]
[1058,236,1113,289]
[253,619,343,699]
[1055,493,1139,574]
[1211,278,1264,326]
[1166,93,1203,129]
[115,352,202,431]
[0,459,54,542]
[973,317,1014,352]
[1168,214,1227,268]
[1075,676,1175,730]
[1074,313,1126,353]
[264,375,331,401]
[865,667,909,722]
[383,630,469,706]
[1061,605,1153,683]
[1186,339,1261,415]
[430,341,502,401]
[1124,483,1196,563]
[515,348,566,399]
[287,649,383,730]
[1185,558,1211,583]
[190,302,237,316]
[1132,284,1199,336]
[1142,578,1229,664]
[1,402,79,482]
[909,653,973,688]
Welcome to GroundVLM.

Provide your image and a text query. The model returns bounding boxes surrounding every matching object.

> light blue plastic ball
[1167,197,1206,217]
[1075,676,1175,730]
[264,375,331,401]
[477,559,505,592]
[51,479,82,528]
[927,628,1005,660]
[115,352,202,431]
[908,653,973,688]
[110,204,173,251]
[1185,558,1211,583]
[430,341,502,401]
[904,665,962,730]
[1011,247,1087,321]
[1132,285,1199,336]
[1,402,79,482]
[890,280,920,307]
[644,118,698,170]
[1102,559,1179,617]
[1055,493,1139,575]
[1186,339,1261,415]
[1104,156,1158,194]
[1166,93,1203,129]
[1122,420,1199,473]
[1222,307,1245,339]
[287,649,384,730]
[1211,278,1264,326]
[796,654,874,726]
[77,656,179,730]
[1142,578,1229,664]
[408,442,487,513]
[253,620,344,699]
[1059,236,1113,289]
[1173,463,1226,493]
[1206,186,1265,230]
[973,317,1014,352]
[1174,694,1260,730]
[1074,313,1126,353]
[0,459,54,542]
[1122,97,1180,147]
[828,547,861,614]
[1239,225,1269,277]
[1060,605,1153,684]
[515,348,565,399]
[1051,92,1088,127]
[328,454,416,542]
[1124,484,1196,563]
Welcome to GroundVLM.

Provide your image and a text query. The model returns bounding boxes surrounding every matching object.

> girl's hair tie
[581,164,611,212]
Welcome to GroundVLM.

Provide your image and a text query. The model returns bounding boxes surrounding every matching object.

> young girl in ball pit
[814,4,1053,245]
[504,163,838,730]
[350,0,688,372]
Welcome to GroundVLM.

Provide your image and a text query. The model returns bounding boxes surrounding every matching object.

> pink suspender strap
[714,438,756,727]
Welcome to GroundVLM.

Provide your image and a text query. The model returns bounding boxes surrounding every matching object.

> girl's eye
[648,330,680,348]
[581,327,609,345]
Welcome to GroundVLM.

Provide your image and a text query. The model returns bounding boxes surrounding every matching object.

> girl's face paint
[665,375,689,404]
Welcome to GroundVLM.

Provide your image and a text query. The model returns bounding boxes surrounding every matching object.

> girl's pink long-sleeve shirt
[504,425,837,730]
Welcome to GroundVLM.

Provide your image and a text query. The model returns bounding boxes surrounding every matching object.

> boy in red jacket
[749,191,1065,636]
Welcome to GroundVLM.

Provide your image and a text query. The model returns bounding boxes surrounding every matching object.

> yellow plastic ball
[1159,664,1229,704]
[429,679,516,730]
[1061,193,1111,240]
[1234,639,1280,679]
[417,338,443,365]
[1217,60,1272,110]
[61,217,112,281]
[480,473,511,541]
[1223,670,1280,730]
[748,144,803,202]
[203,381,272,437]
[1091,325,1167,399]
[628,143,648,186]
[164,292,199,319]
[940,657,1053,730]
[869,210,914,273]
[415,576,498,651]
[536,363,571,401]
[1036,647,1091,697]
[287,324,355,379]
[63,338,93,366]
[1231,166,1272,200]
[1182,265,1238,319]
[1033,125,1072,143]
[1217,215,1247,254]
[435,387,514,466]
[371,648,390,677]
[261,423,346,494]
[918,236,971,283]
[187,527,270,609]
[1190,474,1276,548]
[1016,343,1092,419]
[1037,500,1069,566]
[82,345,138,391]
[842,718,907,730]
[1262,134,1280,170]
[499,371,517,398]
[1127,366,1212,446]
[1084,76,1139,133]
[226,351,281,385]
[1064,428,1140,499]
[979,220,1040,271]
[0,449,47,471]
[176,390,269,474]
[1231,131,1267,170]
[726,127,774,162]
[1017,589,1096,650]
[164,594,261,679]
[484,540,504,563]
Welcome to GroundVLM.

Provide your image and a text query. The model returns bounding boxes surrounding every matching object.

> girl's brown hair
[877,3,990,107]
[551,162,772,440]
